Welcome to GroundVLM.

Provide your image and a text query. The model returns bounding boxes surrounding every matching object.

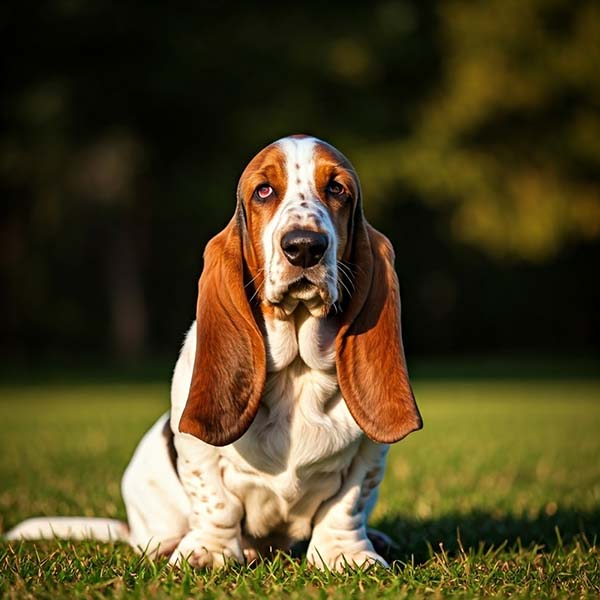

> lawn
[1,375,599,598]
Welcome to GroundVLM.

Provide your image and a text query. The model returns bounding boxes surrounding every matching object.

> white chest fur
[219,310,364,542]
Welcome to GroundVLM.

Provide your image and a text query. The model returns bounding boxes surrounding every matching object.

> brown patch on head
[237,143,288,292]
[313,141,360,260]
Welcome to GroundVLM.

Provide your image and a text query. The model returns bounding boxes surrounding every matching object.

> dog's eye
[326,181,344,196]
[255,184,273,200]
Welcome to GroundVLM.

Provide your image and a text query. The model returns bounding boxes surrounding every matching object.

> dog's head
[236,135,359,318]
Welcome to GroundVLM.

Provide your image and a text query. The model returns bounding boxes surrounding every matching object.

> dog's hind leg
[121,413,191,557]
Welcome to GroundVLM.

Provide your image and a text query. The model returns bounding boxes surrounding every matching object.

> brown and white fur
[6,135,422,570]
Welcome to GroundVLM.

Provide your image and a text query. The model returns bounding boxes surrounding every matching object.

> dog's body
[6,136,422,570]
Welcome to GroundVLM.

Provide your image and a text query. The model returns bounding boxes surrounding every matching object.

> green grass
[1,378,599,598]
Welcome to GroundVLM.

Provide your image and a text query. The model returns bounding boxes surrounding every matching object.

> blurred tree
[358,0,600,260]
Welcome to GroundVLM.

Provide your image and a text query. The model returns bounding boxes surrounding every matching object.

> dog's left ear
[336,217,422,444]
[178,213,266,446]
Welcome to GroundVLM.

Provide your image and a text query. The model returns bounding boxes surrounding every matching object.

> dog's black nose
[281,230,329,268]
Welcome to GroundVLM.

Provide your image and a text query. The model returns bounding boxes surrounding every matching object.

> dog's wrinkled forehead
[236,135,360,210]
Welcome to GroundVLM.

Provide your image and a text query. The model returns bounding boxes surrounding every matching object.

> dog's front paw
[169,530,243,568]
[307,539,389,571]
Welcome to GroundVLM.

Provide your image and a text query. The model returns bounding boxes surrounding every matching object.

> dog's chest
[219,312,363,540]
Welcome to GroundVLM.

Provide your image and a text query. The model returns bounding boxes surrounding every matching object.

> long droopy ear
[178,214,266,446]
[336,216,422,444]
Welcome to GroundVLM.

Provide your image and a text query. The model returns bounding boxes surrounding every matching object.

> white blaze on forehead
[276,136,318,200]
[272,136,331,232]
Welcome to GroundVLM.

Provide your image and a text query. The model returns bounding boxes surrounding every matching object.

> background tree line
[1,0,598,364]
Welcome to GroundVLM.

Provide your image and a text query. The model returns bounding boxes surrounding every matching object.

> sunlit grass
[1,378,599,598]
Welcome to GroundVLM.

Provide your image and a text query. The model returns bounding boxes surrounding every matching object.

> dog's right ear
[178,216,266,446]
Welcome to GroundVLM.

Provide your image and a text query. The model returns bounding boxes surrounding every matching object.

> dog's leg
[307,439,389,571]
[167,324,245,568]
[122,413,190,557]
[168,433,244,568]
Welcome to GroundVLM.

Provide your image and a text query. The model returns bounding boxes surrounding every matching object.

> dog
[6,135,422,570]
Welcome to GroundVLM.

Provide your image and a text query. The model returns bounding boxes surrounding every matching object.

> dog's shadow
[367,507,600,564]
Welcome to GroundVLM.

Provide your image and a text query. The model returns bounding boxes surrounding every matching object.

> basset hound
[6,135,422,570]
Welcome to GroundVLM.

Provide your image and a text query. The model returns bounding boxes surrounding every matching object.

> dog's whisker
[249,280,265,304]
[244,269,264,289]
[341,260,366,278]
[332,267,354,300]
[337,261,356,291]
[338,278,353,300]
[336,260,353,275]
[339,270,355,293]
[325,270,352,303]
